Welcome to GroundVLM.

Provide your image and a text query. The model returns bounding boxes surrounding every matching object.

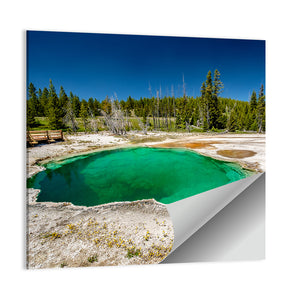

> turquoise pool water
[27,147,253,206]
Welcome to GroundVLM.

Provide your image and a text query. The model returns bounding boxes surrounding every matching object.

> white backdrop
[1,1,300,299]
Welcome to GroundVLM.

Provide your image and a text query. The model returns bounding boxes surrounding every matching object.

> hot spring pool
[27,147,253,206]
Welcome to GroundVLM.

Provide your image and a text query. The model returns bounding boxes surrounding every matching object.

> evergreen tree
[27,83,38,128]
[88,97,96,116]
[59,86,69,111]
[200,82,207,130]
[25,72,264,134]
[102,97,112,115]
[37,88,43,116]
[80,100,89,132]
[249,90,258,131]
[120,99,126,112]
[27,83,39,116]
[210,97,218,128]
[126,96,135,112]
[94,99,101,116]
[205,71,214,129]
[257,84,266,133]
[212,69,224,96]
[175,96,190,129]
[71,94,81,117]
[26,100,36,129]
[250,90,257,112]
[243,104,251,131]
[212,69,224,128]
[48,80,64,129]
[37,88,42,100]
[40,87,49,116]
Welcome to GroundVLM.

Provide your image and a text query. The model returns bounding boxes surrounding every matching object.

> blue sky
[27,31,265,102]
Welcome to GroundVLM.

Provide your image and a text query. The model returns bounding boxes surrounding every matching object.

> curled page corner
[166,173,263,253]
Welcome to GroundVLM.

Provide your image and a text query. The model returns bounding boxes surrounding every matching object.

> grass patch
[190,128,205,133]
[87,255,98,263]
[126,247,141,258]
[41,232,62,240]
[31,117,107,132]
[30,117,50,131]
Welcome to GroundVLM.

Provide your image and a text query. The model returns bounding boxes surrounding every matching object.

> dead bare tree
[183,74,186,98]
[159,84,162,99]
[135,113,148,135]
[63,100,78,132]
[156,90,160,130]
[102,97,127,135]
[149,82,156,130]
[165,97,169,130]
[226,102,237,131]
[164,87,170,130]
[171,84,176,130]
[88,107,98,132]
[183,74,191,132]
[171,84,175,118]
[186,121,191,133]
[148,81,152,98]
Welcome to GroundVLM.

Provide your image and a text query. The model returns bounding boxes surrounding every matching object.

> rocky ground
[150,134,265,172]
[26,131,265,269]
[27,195,173,269]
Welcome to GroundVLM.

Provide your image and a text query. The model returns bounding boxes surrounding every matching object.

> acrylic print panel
[26,31,265,269]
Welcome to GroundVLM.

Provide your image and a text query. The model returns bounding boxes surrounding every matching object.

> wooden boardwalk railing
[27,130,64,146]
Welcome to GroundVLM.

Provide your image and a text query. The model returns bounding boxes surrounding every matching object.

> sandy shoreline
[26,131,265,269]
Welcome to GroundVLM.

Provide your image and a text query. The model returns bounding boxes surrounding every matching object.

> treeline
[27,70,265,133]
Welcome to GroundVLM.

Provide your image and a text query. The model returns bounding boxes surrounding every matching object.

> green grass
[31,117,107,132]
[126,247,141,258]
[30,116,240,134]
[87,255,98,263]
[30,117,50,131]
[128,118,142,130]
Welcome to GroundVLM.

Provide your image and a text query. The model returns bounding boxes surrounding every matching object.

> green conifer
[48,80,64,129]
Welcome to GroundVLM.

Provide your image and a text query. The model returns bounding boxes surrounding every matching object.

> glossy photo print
[26,31,265,269]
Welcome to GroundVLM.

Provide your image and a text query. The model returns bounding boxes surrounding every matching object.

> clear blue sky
[27,31,265,102]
